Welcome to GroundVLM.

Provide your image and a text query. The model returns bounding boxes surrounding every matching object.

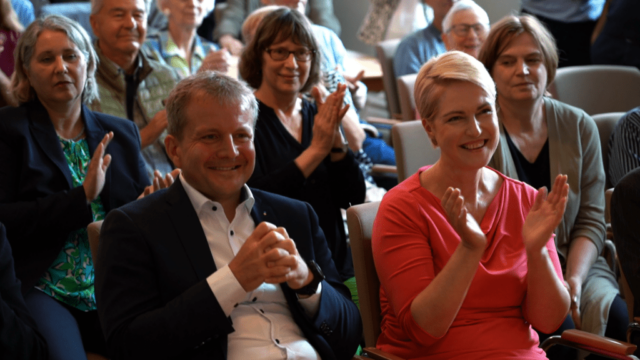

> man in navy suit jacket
[95,72,362,360]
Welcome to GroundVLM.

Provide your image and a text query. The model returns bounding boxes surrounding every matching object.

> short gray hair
[166,71,258,140]
[442,0,489,33]
[11,14,99,105]
[91,0,151,15]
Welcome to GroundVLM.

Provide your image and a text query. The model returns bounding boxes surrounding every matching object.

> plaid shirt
[144,30,220,79]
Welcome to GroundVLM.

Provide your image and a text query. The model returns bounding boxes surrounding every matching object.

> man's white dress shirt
[180,176,322,360]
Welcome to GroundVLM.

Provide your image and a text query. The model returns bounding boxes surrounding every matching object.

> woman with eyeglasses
[239,8,365,285]
[441,0,490,59]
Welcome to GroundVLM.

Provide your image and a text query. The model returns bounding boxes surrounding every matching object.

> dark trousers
[24,290,107,360]
[522,10,597,68]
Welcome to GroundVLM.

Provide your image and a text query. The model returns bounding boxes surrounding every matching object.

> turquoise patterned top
[35,137,105,311]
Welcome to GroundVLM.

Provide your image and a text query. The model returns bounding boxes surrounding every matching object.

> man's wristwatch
[294,260,325,296]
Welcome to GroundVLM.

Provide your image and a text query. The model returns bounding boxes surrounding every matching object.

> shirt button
[230,230,234,236]
[212,206,217,211]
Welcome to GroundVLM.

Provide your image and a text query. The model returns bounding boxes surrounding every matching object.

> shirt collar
[179,175,255,215]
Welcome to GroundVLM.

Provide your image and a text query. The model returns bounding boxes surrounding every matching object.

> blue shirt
[10,0,34,27]
[393,23,446,78]
[144,30,219,79]
[521,0,605,22]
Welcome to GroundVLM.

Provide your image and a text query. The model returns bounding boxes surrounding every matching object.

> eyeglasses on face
[265,47,315,62]
[448,23,488,37]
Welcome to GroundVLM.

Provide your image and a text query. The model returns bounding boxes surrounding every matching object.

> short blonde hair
[478,14,558,90]
[414,51,495,123]
[241,5,284,45]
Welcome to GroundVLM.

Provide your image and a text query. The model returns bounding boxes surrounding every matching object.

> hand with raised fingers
[228,222,293,292]
[139,168,182,199]
[441,187,487,252]
[309,83,350,155]
[83,132,114,203]
[522,174,569,254]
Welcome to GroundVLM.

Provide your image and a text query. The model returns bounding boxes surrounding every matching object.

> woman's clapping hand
[83,132,113,203]
[442,187,487,252]
[522,174,569,254]
[309,83,350,155]
[138,168,182,199]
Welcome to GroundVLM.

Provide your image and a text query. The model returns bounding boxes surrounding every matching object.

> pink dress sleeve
[372,186,446,347]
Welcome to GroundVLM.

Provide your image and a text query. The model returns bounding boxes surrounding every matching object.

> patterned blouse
[35,137,105,311]
[145,30,219,79]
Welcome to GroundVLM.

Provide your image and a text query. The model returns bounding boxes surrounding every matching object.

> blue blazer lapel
[27,101,73,189]
[165,180,218,281]
[82,107,114,210]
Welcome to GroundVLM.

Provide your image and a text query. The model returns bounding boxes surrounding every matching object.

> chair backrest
[392,120,440,182]
[375,39,402,119]
[549,65,640,116]
[397,74,418,121]
[346,201,381,349]
[593,112,625,188]
[87,221,104,269]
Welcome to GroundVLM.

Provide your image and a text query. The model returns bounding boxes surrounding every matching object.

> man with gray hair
[89,0,179,181]
[441,0,489,59]
[95,71,362,360]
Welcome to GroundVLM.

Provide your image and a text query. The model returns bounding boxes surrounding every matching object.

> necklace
[58,125,86,142]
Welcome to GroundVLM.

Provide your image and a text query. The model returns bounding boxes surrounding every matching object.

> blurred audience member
[0,0,22,106]
[393,0,454,78]
[521,0,606,67]
[241,8,365,284]
[441,0,488,59]
[0,222,48,360]
[0,15,150,360]
[90,0,180,181]
[243,5,395,194]
[608,107,640,187]
[216,0,341,56]
[481,14,628,360]
[10,0,33,28]
[591,0,640,70]
[145,0,230,78]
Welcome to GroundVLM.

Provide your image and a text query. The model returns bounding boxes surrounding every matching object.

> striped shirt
[609,107,640,186]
